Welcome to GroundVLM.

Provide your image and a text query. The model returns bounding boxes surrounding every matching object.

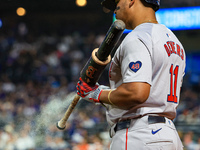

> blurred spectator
[183,131,200,150]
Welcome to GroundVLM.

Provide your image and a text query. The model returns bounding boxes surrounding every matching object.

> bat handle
[56,94,80,130]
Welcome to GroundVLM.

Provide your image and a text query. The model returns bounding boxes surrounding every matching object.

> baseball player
[77,0,186,149]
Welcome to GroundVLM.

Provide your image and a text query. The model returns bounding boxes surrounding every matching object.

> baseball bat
[56,20,125,130]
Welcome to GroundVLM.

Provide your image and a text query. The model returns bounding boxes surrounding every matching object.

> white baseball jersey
[106,23,186,126]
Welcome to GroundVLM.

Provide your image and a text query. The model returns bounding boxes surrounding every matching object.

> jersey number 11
[167,64,179,103]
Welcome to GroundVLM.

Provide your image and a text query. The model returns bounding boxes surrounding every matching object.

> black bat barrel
[80,20,125,86]
[97,20,126,61]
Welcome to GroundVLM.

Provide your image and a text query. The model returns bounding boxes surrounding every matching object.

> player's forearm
[100,89,142,109]
[100,82,150,110]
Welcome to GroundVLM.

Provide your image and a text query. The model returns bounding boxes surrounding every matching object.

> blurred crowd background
[0,0,200,150]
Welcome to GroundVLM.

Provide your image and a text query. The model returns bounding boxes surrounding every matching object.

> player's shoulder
[124,23,158,41]
[127,23,174,44]
[122,23,157,48]
[133,23,168,38]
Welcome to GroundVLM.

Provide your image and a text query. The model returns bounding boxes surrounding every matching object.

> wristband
[108,90,115,105]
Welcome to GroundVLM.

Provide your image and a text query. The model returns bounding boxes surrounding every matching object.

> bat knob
[56,122,66,130]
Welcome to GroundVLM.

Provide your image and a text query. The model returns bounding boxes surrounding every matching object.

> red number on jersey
[167,64,179,103]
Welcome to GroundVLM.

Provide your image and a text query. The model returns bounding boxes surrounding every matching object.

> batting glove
[76,77,98,98]
[83,85,110,103]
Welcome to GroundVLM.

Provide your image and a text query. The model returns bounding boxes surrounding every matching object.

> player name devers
[164,41,184,60]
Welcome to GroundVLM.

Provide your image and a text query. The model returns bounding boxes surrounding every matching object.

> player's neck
[130,7,158,29]
[134,17,158,28]
[140,11,158,24]
[141,19,158,24]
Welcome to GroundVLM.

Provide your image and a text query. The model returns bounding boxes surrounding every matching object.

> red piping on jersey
[126,128,128,150]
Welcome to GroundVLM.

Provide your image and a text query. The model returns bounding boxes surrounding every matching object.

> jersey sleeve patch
[129,61,142,73]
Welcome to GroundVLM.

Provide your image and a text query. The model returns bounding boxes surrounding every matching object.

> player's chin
[115,14,118,19]
[115,15,122,22]
[115,11,120,18]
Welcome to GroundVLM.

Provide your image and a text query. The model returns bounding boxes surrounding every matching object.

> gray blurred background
[0,0,200,150]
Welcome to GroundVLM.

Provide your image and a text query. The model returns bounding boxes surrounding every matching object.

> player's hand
[76,77,98,98]
[83,85,110,103]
